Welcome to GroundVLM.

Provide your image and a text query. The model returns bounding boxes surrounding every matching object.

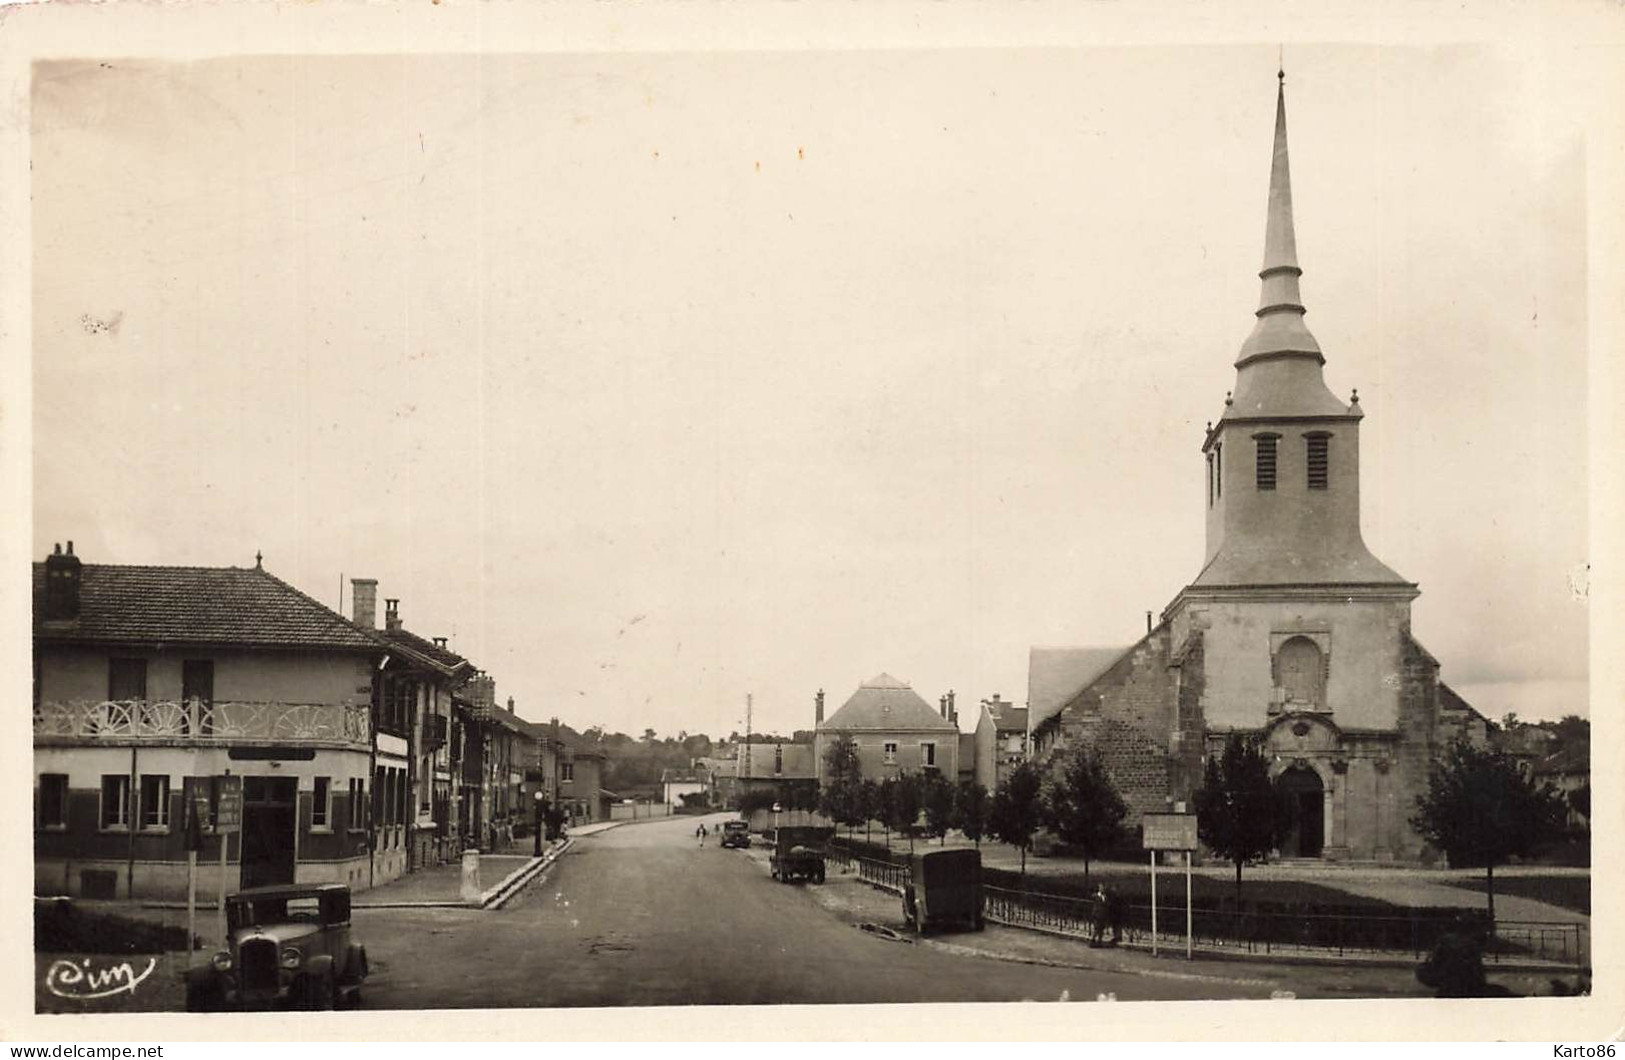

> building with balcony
[33,544,385,900]
[349,581,479,879]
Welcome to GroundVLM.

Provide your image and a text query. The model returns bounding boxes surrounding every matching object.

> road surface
[354,814,1280,1007]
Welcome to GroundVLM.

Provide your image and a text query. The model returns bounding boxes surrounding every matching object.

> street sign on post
[212,775,243,834]
[1141,813,1198,851]
[1142,812,1198,960]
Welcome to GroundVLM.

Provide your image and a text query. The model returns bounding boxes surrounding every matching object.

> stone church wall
[1048,626,1179,824]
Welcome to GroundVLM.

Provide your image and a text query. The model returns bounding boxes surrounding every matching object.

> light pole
[533,790,546,858]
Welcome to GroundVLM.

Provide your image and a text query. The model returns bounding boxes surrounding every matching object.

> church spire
[1236,68,1322,367]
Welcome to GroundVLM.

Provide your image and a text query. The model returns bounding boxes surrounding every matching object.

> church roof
[820,674,957,731]
[1188,536,1411,587]
[1027,647,1128,728]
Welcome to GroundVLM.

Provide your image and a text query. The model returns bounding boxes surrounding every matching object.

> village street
[350,815,1438,1008]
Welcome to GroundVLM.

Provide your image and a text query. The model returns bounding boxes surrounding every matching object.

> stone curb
[481,837,573,910]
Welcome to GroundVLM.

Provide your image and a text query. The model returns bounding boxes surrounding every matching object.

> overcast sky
[30,43,1590,738]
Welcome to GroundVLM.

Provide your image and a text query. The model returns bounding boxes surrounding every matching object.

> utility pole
[743,693,753,782]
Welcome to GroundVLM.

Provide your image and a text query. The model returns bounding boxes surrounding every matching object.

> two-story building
[813,674,961,785]
[972,694,1028,793]
[34,545,384,900]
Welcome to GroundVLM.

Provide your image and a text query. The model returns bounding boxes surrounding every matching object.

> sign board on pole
[1141,812,1198,851]
[212,775,243,834]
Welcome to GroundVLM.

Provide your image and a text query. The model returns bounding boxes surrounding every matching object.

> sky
[29,43,1591,739]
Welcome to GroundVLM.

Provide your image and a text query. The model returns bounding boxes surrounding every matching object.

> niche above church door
[1269,631,1331,713]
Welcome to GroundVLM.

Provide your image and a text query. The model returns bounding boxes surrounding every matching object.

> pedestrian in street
[697,822,708,847]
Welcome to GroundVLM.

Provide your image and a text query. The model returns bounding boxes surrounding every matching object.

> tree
[886,772,926,852]
[920,774,956,845]
[1410,739,1568,922]
[954,780,990,848]
[1194,735,1285,905]
[857,779,881,846]
[738,790,777,817]
[988,761,1045,882]
[819,736,864,845]
[1042,745,1128,884]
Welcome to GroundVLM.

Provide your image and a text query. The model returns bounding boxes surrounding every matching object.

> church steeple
[1238,69,1321,368]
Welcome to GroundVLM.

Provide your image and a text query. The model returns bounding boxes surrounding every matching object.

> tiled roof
[984,701,1029,732]
[380,626,471,676]
[1028,646,1128,728]
[820,674,957,732]
[737,742,817,779]
[33,562,381,652]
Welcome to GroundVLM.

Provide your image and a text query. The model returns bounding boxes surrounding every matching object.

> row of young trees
[803,731,1570,916]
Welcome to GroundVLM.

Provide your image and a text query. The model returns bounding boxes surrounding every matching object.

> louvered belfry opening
[1255,434,1278,491]
[1306,433,1329,490]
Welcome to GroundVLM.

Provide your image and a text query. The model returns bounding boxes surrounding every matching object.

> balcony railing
[33,699,371,748]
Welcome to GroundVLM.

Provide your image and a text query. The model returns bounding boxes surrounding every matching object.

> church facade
[1030,74,1488,863]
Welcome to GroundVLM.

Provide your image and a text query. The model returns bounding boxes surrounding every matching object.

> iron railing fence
[33,698,371,748]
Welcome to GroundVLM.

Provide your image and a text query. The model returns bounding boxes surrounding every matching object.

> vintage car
[768,825,831,884]
[719,820,751,849]
[185,883,368,1011]
[902,848,984,934]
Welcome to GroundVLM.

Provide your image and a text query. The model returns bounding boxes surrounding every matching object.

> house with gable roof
[33,543,385,900]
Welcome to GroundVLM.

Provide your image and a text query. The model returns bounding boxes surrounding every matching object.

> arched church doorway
[1277,765,1325,858]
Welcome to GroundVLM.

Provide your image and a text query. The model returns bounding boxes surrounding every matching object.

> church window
[1306,433,1329,490]
[1254,434,1278,491]
[1276,636,1325,707]
[1207,453,1214,506]
[1215,443,1222,497]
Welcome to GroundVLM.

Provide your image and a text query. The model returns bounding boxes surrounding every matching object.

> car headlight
[279,948,303,970]
[210,951,232,972]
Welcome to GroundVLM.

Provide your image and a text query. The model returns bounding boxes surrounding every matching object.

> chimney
[814,689,825,726]
[385,598,402,632]
[939,694,948,719]
[43,541,84,621]
[1146,610,1154,635]
[507,696,515,713]
[351,578,378,629]
[433,636,448,649]
[947,689,957,726]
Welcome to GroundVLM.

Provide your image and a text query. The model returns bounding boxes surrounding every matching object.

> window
[561,761,575,783]
[108,658,147,701]
[348,778,366,830]
[100,774,131,830]
[920,742,937,768]
[381,678,413,735]
[1207,453,1214,506]
[312,776,332,829]
[774,745,784,775]
[1306,433,1330,490]
[140,774,170,830]
[1255,434,1279,491]
[39,774,68,829]
[1215,443,1222,497]
[883,742,898,765]
[396,768,408,828]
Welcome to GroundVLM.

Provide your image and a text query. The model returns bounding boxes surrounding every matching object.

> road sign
[212,775,243,834]
[1142,812,1198,851]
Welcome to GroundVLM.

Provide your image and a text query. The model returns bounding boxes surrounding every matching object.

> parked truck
[768,826,831,884]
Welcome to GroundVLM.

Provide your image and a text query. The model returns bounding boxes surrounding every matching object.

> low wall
[608,802,674,821]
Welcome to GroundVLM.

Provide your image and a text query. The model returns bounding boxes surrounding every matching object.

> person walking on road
[696,822,708,847]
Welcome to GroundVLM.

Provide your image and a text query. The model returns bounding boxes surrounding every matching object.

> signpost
[1142,812,1198,960]
[211,776,242,948]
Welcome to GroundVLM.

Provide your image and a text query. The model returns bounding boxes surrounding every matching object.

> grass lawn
[982,866,1441,913]
[1439,874,1590,915]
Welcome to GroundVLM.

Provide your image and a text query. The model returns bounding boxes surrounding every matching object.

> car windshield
[229,895,323,930]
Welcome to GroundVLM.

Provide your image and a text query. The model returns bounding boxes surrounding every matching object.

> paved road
[354,814,1269,1007]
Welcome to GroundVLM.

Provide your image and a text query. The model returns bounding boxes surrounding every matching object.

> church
[1028,73,1490,863]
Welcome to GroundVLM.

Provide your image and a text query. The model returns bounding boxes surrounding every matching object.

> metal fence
[983,884,1584,968]
[857,857,909,894]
